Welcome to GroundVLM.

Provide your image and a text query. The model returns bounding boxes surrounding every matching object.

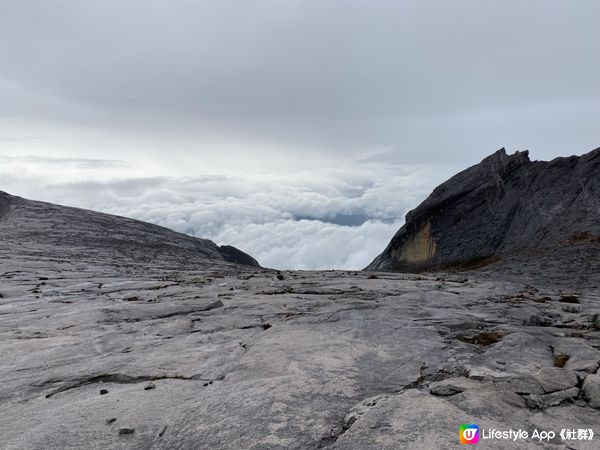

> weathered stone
[552,339,600,373]
[533,367,578,393]
[0,190,259,268]
[525,387,579,409]
[429,377,481,396]
[582,373,600,408]
[429,384,464,396]
[493,376,544,395]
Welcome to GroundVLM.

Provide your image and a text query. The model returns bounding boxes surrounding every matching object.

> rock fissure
[43,373,214,398]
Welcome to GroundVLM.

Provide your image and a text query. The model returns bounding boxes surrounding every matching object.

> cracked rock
[582,373,600,408]
[533,367,578,393]
[429,377,481,396]
[525,387,579,409]
[118,428,135,436]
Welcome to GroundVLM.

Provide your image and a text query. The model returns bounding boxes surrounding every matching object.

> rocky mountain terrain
[0,191,259,269]
[1,148,600,450]
[367,147,600,274]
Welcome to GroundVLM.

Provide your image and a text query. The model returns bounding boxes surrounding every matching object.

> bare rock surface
[583,374,600,408]
[1,262,599,448]
[0,190,259,269]
[367,147,600,274]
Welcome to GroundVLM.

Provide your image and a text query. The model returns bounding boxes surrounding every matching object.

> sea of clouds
[0,156,458,269]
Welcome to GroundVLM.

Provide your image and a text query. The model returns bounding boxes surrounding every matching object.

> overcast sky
[1,0,599,269]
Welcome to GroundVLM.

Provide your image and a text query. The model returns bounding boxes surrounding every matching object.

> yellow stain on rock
[400,222,436,264]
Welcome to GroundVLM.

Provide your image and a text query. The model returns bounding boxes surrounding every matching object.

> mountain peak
[367,146,600,272]
[0,191,259,269]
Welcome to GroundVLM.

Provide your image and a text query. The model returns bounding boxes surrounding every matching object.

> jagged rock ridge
[367,147,600,272]
[0,190,259,268]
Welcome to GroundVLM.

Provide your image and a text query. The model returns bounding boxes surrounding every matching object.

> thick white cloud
[212,217,404,270]
[0,157,457,269]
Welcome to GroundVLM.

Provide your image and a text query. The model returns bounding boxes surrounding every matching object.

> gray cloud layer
[1,0,599,162]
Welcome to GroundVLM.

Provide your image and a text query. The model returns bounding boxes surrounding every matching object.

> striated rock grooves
[367,147,600,273]
[0,190,259,269]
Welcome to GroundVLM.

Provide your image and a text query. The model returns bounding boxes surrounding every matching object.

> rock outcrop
[367,147,600,272]
[0,190,259,268]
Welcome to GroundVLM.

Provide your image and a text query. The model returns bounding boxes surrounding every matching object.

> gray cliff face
[0,191,259,268]
[367,147,600,272]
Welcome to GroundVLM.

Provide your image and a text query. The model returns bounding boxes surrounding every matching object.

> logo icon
[460,424,479,444]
